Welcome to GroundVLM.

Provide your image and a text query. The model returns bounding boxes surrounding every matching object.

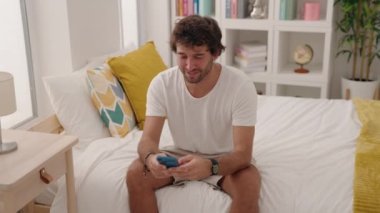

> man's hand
[168,155,212,180]
[146,153,172,178]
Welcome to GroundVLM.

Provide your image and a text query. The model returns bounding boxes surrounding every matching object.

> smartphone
[157,155,179,168]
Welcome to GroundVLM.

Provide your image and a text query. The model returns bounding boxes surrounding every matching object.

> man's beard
[182,59,214,84]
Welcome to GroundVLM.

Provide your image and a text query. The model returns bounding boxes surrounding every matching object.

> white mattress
[50,96,361,213]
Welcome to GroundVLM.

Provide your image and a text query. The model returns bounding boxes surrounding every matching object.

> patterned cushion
[86,64,136,137]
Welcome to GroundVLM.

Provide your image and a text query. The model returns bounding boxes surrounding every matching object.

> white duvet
[51,96,361,213]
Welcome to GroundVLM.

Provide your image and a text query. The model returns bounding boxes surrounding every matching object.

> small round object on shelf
[293,44,313,73]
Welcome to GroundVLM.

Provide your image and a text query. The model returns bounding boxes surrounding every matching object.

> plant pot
[341,78,380,100]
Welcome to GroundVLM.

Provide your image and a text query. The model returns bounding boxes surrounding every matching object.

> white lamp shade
[0,71,17,116]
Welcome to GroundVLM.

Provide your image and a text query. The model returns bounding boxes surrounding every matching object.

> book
[235,48,267,58]
[188,0,194,15]
[238,41,267,52]
[279,0,287,20]
[243,66,267,73]
[234,55,266,63]
[280,0,296,20]
[226,0,231,18]
[178,0,183,16]
[286,0,297,20]
[199,0,214,16]
[237,0,248,19]
[183,0,188,16]
[234,56,267,68]
[231,0,238,18]
[193,0,199,14]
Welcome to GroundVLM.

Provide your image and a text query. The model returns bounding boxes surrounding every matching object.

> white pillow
[43,69,110,151]
[43,45,137,150]
[87,43,136,65]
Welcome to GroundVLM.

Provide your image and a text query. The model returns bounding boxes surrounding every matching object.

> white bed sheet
[51,96,361,213]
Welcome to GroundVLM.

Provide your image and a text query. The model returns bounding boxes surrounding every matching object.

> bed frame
[26,114,64,135]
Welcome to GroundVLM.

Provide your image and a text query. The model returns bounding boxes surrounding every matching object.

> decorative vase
[280,0,296,20]
[341,78,380,100]
[303,2,320,20]
[251,0,266,19]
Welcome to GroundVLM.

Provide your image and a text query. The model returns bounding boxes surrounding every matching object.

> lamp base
[0,141,18,154]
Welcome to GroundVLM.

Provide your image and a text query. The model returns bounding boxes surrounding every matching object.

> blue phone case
[157,156,179,168]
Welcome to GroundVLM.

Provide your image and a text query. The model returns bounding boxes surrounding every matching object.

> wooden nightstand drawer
[11,151,67,210]
[0,129,78,213]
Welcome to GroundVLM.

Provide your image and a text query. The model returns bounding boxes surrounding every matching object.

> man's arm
[170,125,255,180]
[217,126,255,176]
[138,116,166,163]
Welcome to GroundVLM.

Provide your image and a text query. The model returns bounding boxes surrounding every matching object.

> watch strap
[210,158,219,175]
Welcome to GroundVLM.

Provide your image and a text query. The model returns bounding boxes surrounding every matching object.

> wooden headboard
[26,114,64,134]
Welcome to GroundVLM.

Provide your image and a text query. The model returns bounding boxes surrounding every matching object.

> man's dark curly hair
[170,15,225,56]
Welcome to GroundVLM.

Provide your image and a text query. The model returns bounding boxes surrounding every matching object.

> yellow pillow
[108,41,167,129]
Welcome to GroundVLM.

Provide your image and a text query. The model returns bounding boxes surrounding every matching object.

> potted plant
[334,0,380,99]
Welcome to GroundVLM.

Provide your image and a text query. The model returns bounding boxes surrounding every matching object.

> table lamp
[0,71,17,154]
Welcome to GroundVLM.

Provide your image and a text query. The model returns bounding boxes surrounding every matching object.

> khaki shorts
[160,145,256,190]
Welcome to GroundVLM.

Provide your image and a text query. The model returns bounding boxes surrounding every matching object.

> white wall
[26,0,74,116]
[26,0,122,116]
[26,0,172,117]
[138,0,172,66]
[67,0,122,70]
[122,0,139,47]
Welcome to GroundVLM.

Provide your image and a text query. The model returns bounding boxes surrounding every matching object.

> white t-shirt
[146,65,257,155]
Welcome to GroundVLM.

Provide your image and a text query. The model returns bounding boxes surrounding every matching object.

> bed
[29,43,380,213]
[31,95,378,213]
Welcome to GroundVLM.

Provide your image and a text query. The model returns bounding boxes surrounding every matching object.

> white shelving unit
[170,0,335,98]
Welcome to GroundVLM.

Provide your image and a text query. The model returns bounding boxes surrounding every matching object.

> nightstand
[0,129,78,213]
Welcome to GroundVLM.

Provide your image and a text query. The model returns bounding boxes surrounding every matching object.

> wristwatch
[210,158,219,175]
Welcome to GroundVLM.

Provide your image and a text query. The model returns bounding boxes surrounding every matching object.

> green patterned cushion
[86,64,136,137]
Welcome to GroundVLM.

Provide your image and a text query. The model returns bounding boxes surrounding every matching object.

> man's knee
[126,158,173,192]
[222,166,261,197]
[237,165,260,184]
[126,159,145,187]
[236,166,261,192]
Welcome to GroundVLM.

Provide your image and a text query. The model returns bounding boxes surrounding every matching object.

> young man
[127,15,260,213]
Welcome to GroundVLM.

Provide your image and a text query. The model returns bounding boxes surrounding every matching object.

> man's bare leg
[126,159,173,213]
[220,165,261,213]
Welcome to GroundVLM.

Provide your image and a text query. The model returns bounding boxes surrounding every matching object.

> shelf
[221,0,273,20]
[274,30,327,76]
[275,0,332,24]
[223,29,271,72]
[275,20,332,28]
[174,0,217,17]
[275,83,321,98]
[171,0,334,99]
[222,19,273,30]
[277,63,324,82]
[245,71,271,82]
[230,65,270,82]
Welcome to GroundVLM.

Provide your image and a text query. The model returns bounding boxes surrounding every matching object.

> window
[0,0,36,128]
[121,0,140,47]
